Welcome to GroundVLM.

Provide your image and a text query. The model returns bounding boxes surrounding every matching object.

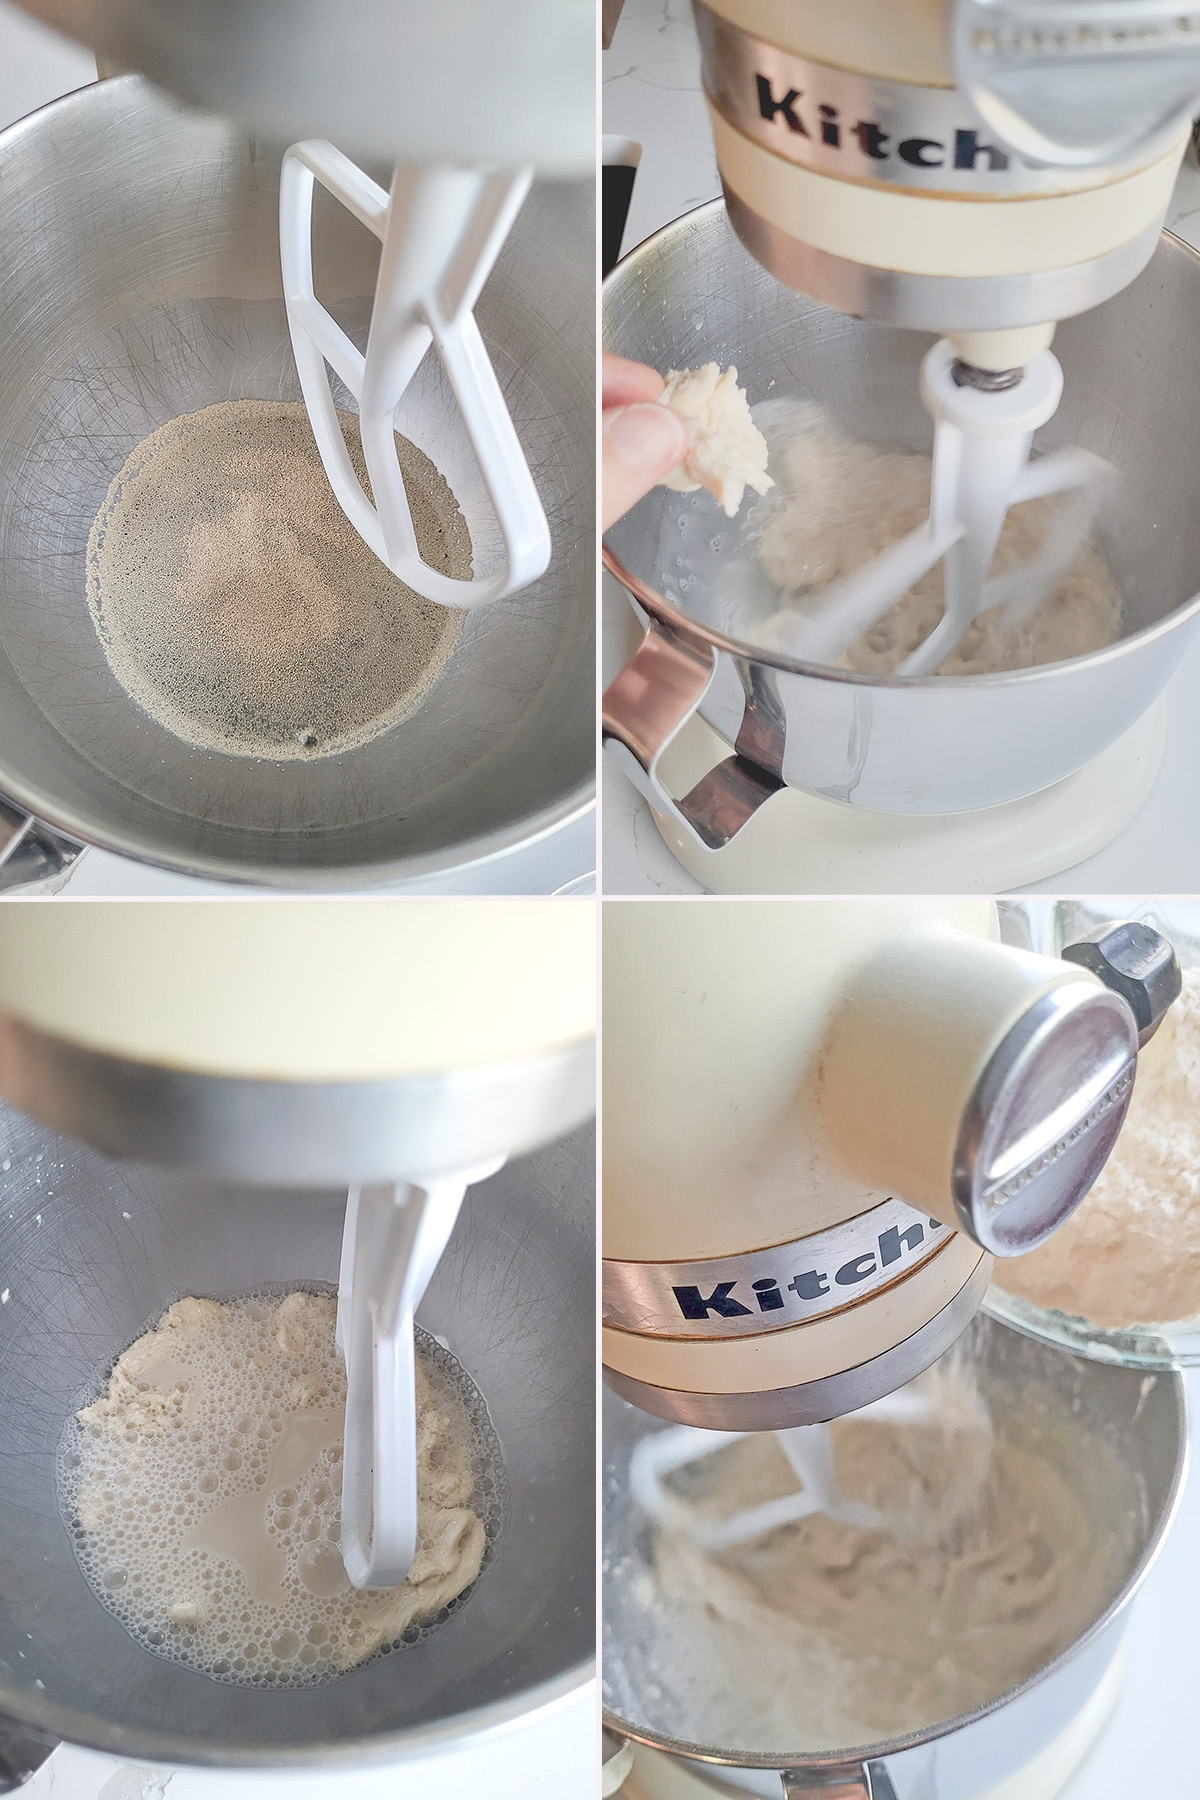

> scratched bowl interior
[603,1313,1184,1771]
[604,202,1200,658]
[989,898,1200,1369]
[0,1106,594,1765]
[0,76,593,885]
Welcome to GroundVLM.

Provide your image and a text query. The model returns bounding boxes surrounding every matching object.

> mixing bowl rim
[603,202,1200,691]
[0,773,596,891]
[0,74,595,889]
[2,1659,595,1771]
[0,66,142,150]
[600,1335,1189,1771]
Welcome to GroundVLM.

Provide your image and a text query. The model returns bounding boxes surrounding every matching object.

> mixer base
[648,701,1165,895]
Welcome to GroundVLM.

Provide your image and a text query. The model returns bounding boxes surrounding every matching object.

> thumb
[602,403,690,532]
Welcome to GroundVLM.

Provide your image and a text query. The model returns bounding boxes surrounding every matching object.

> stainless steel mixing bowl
[0,1108,594,1781]
[602,1314,1187,1799]
[0,76,593,888]
[603,202,1200,845]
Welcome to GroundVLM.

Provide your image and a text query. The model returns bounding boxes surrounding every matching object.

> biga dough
[658,364,773,517]
[61,1290,493,1685]
[633,1365,1132,1750]
[748,400,1121,676]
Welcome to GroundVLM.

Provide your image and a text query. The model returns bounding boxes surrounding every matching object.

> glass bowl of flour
[987,898,1200,1369]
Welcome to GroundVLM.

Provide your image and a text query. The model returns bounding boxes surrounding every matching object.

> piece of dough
[658,364,773,517]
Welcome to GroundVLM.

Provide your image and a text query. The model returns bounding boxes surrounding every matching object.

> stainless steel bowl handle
[781,1765,895,1799]
[601,1729,635,1796]
[0,800,81,893]
[0,1718,56,1790]
[602,546,784,850]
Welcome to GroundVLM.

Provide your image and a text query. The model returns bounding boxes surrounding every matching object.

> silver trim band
[603,1197,949,1339]
[0,1012,596,1186]
[722,185,1164,329]
[695,3,1132,195]
[602,1251,992,1429]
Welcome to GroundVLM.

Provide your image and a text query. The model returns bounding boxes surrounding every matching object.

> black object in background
[603,167,636,276]
[603,138,641,278]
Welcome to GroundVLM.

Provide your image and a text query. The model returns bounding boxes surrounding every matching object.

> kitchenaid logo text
[970,15,1200,57]
[692,5,1094,196]
[981,1064,1135,1210]
[603,1196,953,1340]
[754,77,1010,175]
[671,1214,946,1322]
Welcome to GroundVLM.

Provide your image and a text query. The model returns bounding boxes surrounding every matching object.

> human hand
[602,353,689,533]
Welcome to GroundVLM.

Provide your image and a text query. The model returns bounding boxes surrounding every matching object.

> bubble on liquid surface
[58,1287,505,1688]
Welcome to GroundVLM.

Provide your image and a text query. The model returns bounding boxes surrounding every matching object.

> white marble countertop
[602,0,1200,897]
[20,1690,597,1800]
[20,1691,597,1800]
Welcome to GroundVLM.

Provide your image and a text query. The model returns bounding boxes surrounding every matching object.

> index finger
[603,353,665,410]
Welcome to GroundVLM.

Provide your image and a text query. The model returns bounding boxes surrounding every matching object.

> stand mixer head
[0,901,595,1602]
[11,0,593,171]
[602,897,1177,1429]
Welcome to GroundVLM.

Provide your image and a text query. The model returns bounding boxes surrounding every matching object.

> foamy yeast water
[86,400,471,760]
[58,1289,503,1686]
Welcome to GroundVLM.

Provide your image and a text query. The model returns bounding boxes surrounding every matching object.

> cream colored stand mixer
[603,1,1200,892]
[0,899,594,1784]
[603,897,1176,1423]
[602,898,1185,1800]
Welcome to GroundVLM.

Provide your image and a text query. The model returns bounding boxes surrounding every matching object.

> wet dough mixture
[748,401,1121,675]
[87,399,469,759]
[999,966,1200,1329]
[60,1292,489,1686]
[635,1389,1130,1750]
[658,364,773,517]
